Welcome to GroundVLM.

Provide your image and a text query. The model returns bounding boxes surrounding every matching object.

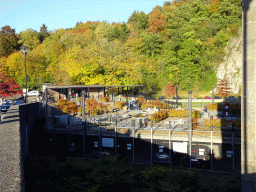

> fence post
[232,132,234,171]
[83,125,85,156]
[99,127,101,153]
[169,129,171,166]
[115,119,117,156]
[188,91,192,169]
[210,114,213,171]
[68,127,70,156]
[132,119,135,164]
[151,128,153,165]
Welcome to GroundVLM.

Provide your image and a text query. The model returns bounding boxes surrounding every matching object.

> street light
[212,85,214,104]
[37,75,40,102]
[21,46,29,104]
[37,75,40,91]
[21,45,29,155]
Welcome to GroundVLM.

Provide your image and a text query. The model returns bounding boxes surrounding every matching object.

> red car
[204,96,211,99]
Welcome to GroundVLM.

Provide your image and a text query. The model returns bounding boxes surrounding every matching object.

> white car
[23,90,40,97]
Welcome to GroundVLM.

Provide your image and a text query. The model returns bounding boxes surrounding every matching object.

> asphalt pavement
[0,105,24,191]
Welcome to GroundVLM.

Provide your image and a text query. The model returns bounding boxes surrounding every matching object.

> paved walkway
[0,105,24,191]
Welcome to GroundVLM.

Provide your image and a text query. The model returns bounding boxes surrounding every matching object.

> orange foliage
[209,0,220,14]
[148,10,167,33]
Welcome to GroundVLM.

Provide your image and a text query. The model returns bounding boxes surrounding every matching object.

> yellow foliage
[0,56,8,75]
[5,52,24,82]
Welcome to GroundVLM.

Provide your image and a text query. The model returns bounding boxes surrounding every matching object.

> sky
[1,0,172,34]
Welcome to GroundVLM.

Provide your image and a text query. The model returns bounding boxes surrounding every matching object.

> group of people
[128,98,142,110]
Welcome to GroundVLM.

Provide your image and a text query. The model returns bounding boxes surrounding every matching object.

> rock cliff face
[216,29,242,95]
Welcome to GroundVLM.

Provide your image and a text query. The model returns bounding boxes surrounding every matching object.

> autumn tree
[216,77,232,98]
[163,82,176,98]
[17,28,40,50]
[0,73,22,97]
[0,25,18,57]
[148,10,167,33]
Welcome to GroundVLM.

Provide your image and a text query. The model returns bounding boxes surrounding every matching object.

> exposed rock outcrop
[216,29,242,94]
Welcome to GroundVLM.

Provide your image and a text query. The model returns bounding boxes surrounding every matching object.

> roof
[46,84,145,89]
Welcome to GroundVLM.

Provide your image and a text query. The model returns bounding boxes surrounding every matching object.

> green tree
[38,23,50,43]
[0,25,18,57]
[119,23,130,44]
[18,28,40,50]
[141,33,164,57]
[108,26,120,42]
[127,11,150,31]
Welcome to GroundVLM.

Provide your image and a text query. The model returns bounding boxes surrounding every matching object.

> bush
[101,97,110,102]
[85,99,109,116]
[150,110,169,123]
[141,100,168,110]
[57,99,78,114]
[136,97,146,104]
[115,101,125,109]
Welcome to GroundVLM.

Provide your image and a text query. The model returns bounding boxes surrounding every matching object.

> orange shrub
[136,97,146,104]
[150,110,169,123]
[101,97,110,102]
[57,99,78,114]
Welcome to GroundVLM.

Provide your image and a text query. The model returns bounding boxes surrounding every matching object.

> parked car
[2,101,13,105]
[204,96,211,99]
[14,100,23,105]
[91,151,110,158]
[182,155,210,169]
[214,96,221,99]
[153,152,170,164]
[159,96,165,101]
[229,96,236,100]
[23,90,40,97]
[1,101,13,113]
[174,96,182,99]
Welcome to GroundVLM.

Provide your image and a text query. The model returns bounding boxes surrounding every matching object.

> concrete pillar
[242,1,256,190]
[67,88,71,101]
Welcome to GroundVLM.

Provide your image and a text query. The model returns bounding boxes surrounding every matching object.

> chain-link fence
[45,117,240,172]
[44,96,240,172]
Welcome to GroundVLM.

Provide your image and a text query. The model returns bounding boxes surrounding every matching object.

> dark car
[1,101,13,113]
[91,151,110,158]
[2,101,13,105]
[229,96,236,100]
[14,100,23,105]
[182,155,210,168]
[1,105,11,113]
[214,96,221,99]
[174,96,182,99]
[153,152,170,164]
[159,96,165,101]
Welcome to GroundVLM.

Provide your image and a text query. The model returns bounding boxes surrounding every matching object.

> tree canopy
[0,0,242,93]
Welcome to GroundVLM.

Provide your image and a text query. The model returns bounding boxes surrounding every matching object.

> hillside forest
[0,0,242,96]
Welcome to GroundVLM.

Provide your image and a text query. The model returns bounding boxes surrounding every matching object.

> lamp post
[21,46,29,155]
[37,75,40,99]
[212,85,214,104]
[21,46,29,105]
[176,86,178,109]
